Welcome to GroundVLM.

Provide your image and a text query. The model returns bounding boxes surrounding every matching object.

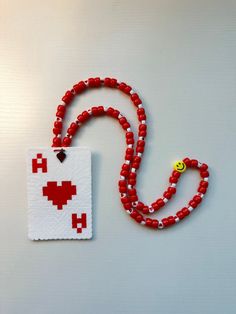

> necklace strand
[51,77,209,229]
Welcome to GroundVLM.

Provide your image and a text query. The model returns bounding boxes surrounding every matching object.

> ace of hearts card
[27,147,92,240]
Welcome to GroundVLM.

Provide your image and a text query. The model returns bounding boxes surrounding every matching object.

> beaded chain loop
[52,77,209,229]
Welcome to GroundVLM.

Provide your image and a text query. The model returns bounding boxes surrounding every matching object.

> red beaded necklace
[52,77,209,230]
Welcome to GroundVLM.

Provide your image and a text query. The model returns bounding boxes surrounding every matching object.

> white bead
[149,207,154,213]
[126,210,131,214]
[61,101,66,106]
[103,106,108,111]
[118,114,122,119]
[127,144,133,148]
[132,201,138,207]
[138,137,144,140]
[127,128,131,132]
[175,217,180,223]
[130,89,135,95]
[87,109,92,115]
[163,198,168,203]
[137,152,142,157]
[188,206,194,212]
[141,120,146,124]
[138,104,143,108]
[125,160,130,165]
[203,177,209,182]
[141,221,145,225]
[120,176,125,180]
[170,183,176,187]
[131,168,136,173]
[198,162,202,168]
[128,184,132,189]
[158,222,164,229]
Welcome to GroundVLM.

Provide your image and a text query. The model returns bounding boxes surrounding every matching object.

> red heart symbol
[42,181,77,209]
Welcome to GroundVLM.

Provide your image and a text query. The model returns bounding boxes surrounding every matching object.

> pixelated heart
[42,181,77,210]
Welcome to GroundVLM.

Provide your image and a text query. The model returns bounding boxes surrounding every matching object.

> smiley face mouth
[177,164,185,171]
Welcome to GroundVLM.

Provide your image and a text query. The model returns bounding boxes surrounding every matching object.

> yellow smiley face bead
[174,160,186,173]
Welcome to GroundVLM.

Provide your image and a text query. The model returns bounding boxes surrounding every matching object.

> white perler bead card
[27,147,92,240]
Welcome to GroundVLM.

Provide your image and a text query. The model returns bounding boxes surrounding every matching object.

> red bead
[124,85,132,94]
[201,171,209,178]
[56,110,65,118]
[137,140,145,147]
[112,110,120,119]
[52,136,61,147]
[146,218,152,226]
[57,105,66,112]
[122,164,130,171]
[130,210,138,218]
[162,218,169,227]
[110,78,117,87]
[193,195,202,204]
[128,178,136,186]
[163,191,172,199]
[172,170,181,178]
[183,157,191,166]
[137,108,145,115]
[139,124,147,131]
[189,200,197,208]
[130,195,138,202]
[136,146,144,153]
[200,163,208,171]
[133,98,142,106]
[119,180,126,187]
[176,211,184,220]
[136,215,143,223]
[73,81,86,93]
[132,162,140,169]
[139,131,147,137]
[54,120,62,129]
[136,202,144,210]
[119,187,127,193]
[200,180,208,188]
[156,198,165,208]
[138,114,146,121]
[53,127,61,135]
[125,154,133,161]
[121,197,129,204]
[62,90,74,104]
[131,93,139,101]
[104,77,111,87]
[124,203,132,210]
[119,117,127,125]
[168,216,175,225]
[191,159,198,167]
[67,123,78,136]
[151,202,159,211]
[169,176,178,183]
[198,187,207,194]
[62,137,71,147]
[142,206,149,214]
[167,187,176,194]
[122,122,130,130]
[104,78,117,88]
[182,207,190,216]
[126,132,134,139]
[129,172,136,179]
[152,219,159,228]
[120,170,129,177]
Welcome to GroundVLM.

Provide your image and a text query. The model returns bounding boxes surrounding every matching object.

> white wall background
[0,1,235,313]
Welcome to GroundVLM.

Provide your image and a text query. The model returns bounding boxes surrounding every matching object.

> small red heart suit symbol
[42,181,77,209]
